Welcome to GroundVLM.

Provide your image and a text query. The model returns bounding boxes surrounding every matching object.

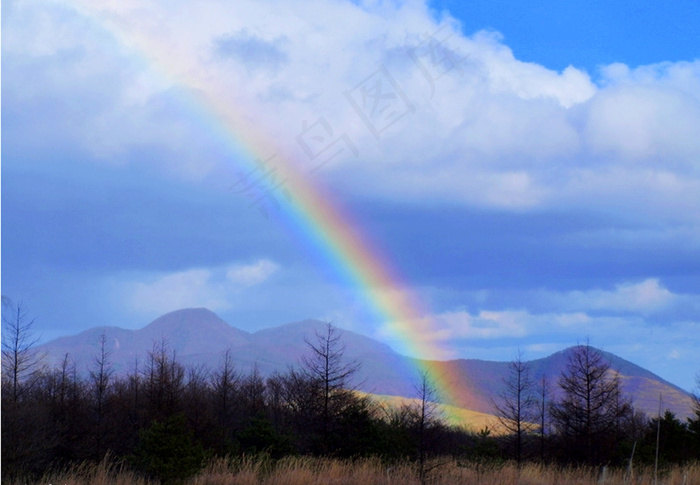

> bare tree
[109,356,144,456]
[692,372,700,418]
[89,333,114,458]
[239,365,267,418]
[277,366,320,450]
[143,338,185,421]
[301,321,361,453]
[536,375,551,462]
[413,370,442,485]
[266,371,290,430]
[182,364,211,442]
[58,353,72,407]
[491,352,536,466]
[210,348,240,449]
[1,301,45,402]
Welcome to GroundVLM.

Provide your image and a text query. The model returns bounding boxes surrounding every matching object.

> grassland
[13,456,699,485]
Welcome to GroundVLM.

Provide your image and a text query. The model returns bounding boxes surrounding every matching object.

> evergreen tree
[131,413,205,484]
[550,343,632,465]
[638,411,694,465]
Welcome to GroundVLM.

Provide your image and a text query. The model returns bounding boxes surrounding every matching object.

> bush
[131,413,205,484]
[238,414,294,458]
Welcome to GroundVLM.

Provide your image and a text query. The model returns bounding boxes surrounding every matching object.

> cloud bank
[6,0,699,225]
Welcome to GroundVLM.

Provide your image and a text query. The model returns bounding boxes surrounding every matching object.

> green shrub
[131,413,205,484]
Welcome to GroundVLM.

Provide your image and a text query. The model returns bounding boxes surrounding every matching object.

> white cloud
[583,82,700,162]
[359,277,699,365]
[548,278,678,314]
[226,259,279,286]
[423,309,625,344]
[374,303,698,388]
[126,268,228,314]
[7,0,699,231]
[434,310,530,339]
[378,309,555,354]
[121,259,278,315]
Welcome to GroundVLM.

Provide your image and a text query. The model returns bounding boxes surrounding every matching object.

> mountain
[430,349,695,421]
[37,308,696,421]
[41,308,251,374]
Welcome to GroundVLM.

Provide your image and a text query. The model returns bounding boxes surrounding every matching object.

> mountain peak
[137,308,250,355]
[143,307,231,331]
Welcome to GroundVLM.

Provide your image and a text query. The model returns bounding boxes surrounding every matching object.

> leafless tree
[300,321,362,453]
[143,338,185,421]
[89,332,114,458]
[211,348,240,440]
[413,370,442,485]
[491,352,536,466]
[1,301,45,403]
[693,372,700,418]
[301,322,360,451]
[182,364,211,440]
[536,375,551,462]
[239,364,267,418]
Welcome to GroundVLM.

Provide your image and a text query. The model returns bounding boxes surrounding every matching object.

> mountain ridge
[37,307,695,421]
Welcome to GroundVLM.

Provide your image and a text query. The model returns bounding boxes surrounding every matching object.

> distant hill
[39,308,251,373]
[37,308,695,421]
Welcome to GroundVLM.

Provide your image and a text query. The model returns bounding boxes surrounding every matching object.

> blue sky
[432,0,700,72]
[2,0,700,391]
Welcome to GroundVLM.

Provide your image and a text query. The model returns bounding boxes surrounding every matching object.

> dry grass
[10,457,700,485]
[10,459,154,485]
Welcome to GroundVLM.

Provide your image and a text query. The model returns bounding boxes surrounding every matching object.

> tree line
[2,302,700,483]
[491,345,700,468]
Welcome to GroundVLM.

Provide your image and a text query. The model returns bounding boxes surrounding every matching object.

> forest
[2,304,700,484]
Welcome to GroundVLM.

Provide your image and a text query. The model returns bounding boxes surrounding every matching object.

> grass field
[14,456,699,485]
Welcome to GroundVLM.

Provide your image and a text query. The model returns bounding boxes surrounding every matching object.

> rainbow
[61,1,473,419]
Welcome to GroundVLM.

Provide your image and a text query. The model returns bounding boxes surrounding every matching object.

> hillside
[37,308,696,421]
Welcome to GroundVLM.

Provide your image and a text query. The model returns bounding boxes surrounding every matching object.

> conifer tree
[550,343,632,464]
